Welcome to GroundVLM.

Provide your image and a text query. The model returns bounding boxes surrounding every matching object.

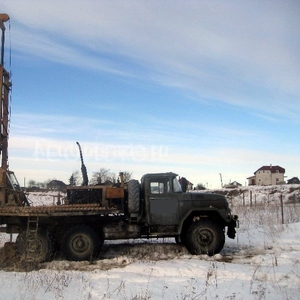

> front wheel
[185,220,225,256]
[61,225,102,261]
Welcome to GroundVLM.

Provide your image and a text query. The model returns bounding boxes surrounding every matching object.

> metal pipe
[0,14,10,66]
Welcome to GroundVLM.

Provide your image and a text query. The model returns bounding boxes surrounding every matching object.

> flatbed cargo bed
[0,204,122,217]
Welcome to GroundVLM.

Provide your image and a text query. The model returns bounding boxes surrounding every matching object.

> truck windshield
[173,177,182,193]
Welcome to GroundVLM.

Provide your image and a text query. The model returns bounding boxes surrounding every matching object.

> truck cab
[141,172,182,228]
[139,172,237,255]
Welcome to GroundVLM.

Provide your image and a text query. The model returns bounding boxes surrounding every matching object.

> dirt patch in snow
[0,240,242,272]
[0,242,36,272]
[43,241,191,272]
[0,242,20,270]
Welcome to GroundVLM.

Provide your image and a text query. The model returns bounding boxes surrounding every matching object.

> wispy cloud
[2,1,300,187]
[10,113,117,138]
[4,1,300,119]
[10,112,264,151]
[9,131,300,187]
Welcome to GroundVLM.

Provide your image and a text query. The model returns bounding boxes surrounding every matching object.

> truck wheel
[128,179,140,214]
[16,229,55,263]
[61,225,102,261]
[185,220,225,256]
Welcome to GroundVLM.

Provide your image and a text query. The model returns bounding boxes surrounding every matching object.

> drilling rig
[0,13,28,206]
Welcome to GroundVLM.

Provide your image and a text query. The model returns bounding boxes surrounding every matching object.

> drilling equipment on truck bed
[76,141,89,186]
[0,13,28,207]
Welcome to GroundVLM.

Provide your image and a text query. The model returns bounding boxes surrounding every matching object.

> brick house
[247,165,285,186]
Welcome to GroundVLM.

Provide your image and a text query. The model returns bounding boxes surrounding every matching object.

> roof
[231,181,242,186]
[47,180,67,190]
[254,165,285,174]
[287,177,299,184]
[141,172,178,179]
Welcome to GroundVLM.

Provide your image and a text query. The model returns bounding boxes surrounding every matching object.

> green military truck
[0,172,238,263]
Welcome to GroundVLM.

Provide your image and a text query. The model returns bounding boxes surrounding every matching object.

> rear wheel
[16,229,55,263]
[61,225,102,261]
[185,220,225,256]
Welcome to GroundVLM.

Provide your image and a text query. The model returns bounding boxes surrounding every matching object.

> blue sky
[2,1,300,188]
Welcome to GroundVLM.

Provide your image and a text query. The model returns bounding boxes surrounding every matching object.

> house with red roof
[247,165,285,186]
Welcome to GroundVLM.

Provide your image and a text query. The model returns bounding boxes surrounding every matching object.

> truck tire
[127,179,140,214]
[61,225,102,261]
[185,220,225,256]
[16,229,55,263]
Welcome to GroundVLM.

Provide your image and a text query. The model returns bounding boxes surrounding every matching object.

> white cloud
[3,0,299,119]
[2,1,300,186]
[9,132,300,188]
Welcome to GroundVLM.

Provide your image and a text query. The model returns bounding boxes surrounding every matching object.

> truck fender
[178,209,226,237]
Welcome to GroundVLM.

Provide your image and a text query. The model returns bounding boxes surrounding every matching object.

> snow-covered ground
[0,187,300,299]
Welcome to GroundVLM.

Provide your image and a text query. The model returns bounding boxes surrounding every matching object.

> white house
[248,165,285,186]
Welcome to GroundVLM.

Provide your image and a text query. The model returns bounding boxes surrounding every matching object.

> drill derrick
[0,14,29,206]
[0,14,11,206]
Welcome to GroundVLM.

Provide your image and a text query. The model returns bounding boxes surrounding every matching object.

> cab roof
[141,172,178,180]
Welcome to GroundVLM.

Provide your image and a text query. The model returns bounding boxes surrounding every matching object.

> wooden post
[57,192,61,205]
[280,194,284,224]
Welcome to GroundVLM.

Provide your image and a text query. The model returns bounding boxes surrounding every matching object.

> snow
[0,187,300,299]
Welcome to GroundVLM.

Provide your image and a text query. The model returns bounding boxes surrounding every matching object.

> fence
[229,190,300,228]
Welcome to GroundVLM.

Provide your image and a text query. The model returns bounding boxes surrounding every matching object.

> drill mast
[0,14,29,206]
[0,13,10,171]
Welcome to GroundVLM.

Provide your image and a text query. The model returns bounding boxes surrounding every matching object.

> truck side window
[173,177,182,193]
[150,180,170,194]
[150,182,164,194]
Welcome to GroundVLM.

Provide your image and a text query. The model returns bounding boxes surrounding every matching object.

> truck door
[148,177,179,225]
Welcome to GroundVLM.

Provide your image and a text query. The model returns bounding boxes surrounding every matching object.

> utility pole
[219,173,223,188]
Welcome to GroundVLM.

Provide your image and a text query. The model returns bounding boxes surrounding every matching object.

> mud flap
[227,220,237,239]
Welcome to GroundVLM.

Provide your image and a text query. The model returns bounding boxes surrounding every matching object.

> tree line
[27,168,132,188]
[27,169,206,191]
[69,168,132,186]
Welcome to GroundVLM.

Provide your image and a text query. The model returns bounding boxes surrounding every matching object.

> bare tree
[69,171,80,186]
[90,168,111,185]
[122,171,133,182]
[196,183,206,190]
[38,180,50,189]
[90,169,133,185]
[28,180,36,188]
